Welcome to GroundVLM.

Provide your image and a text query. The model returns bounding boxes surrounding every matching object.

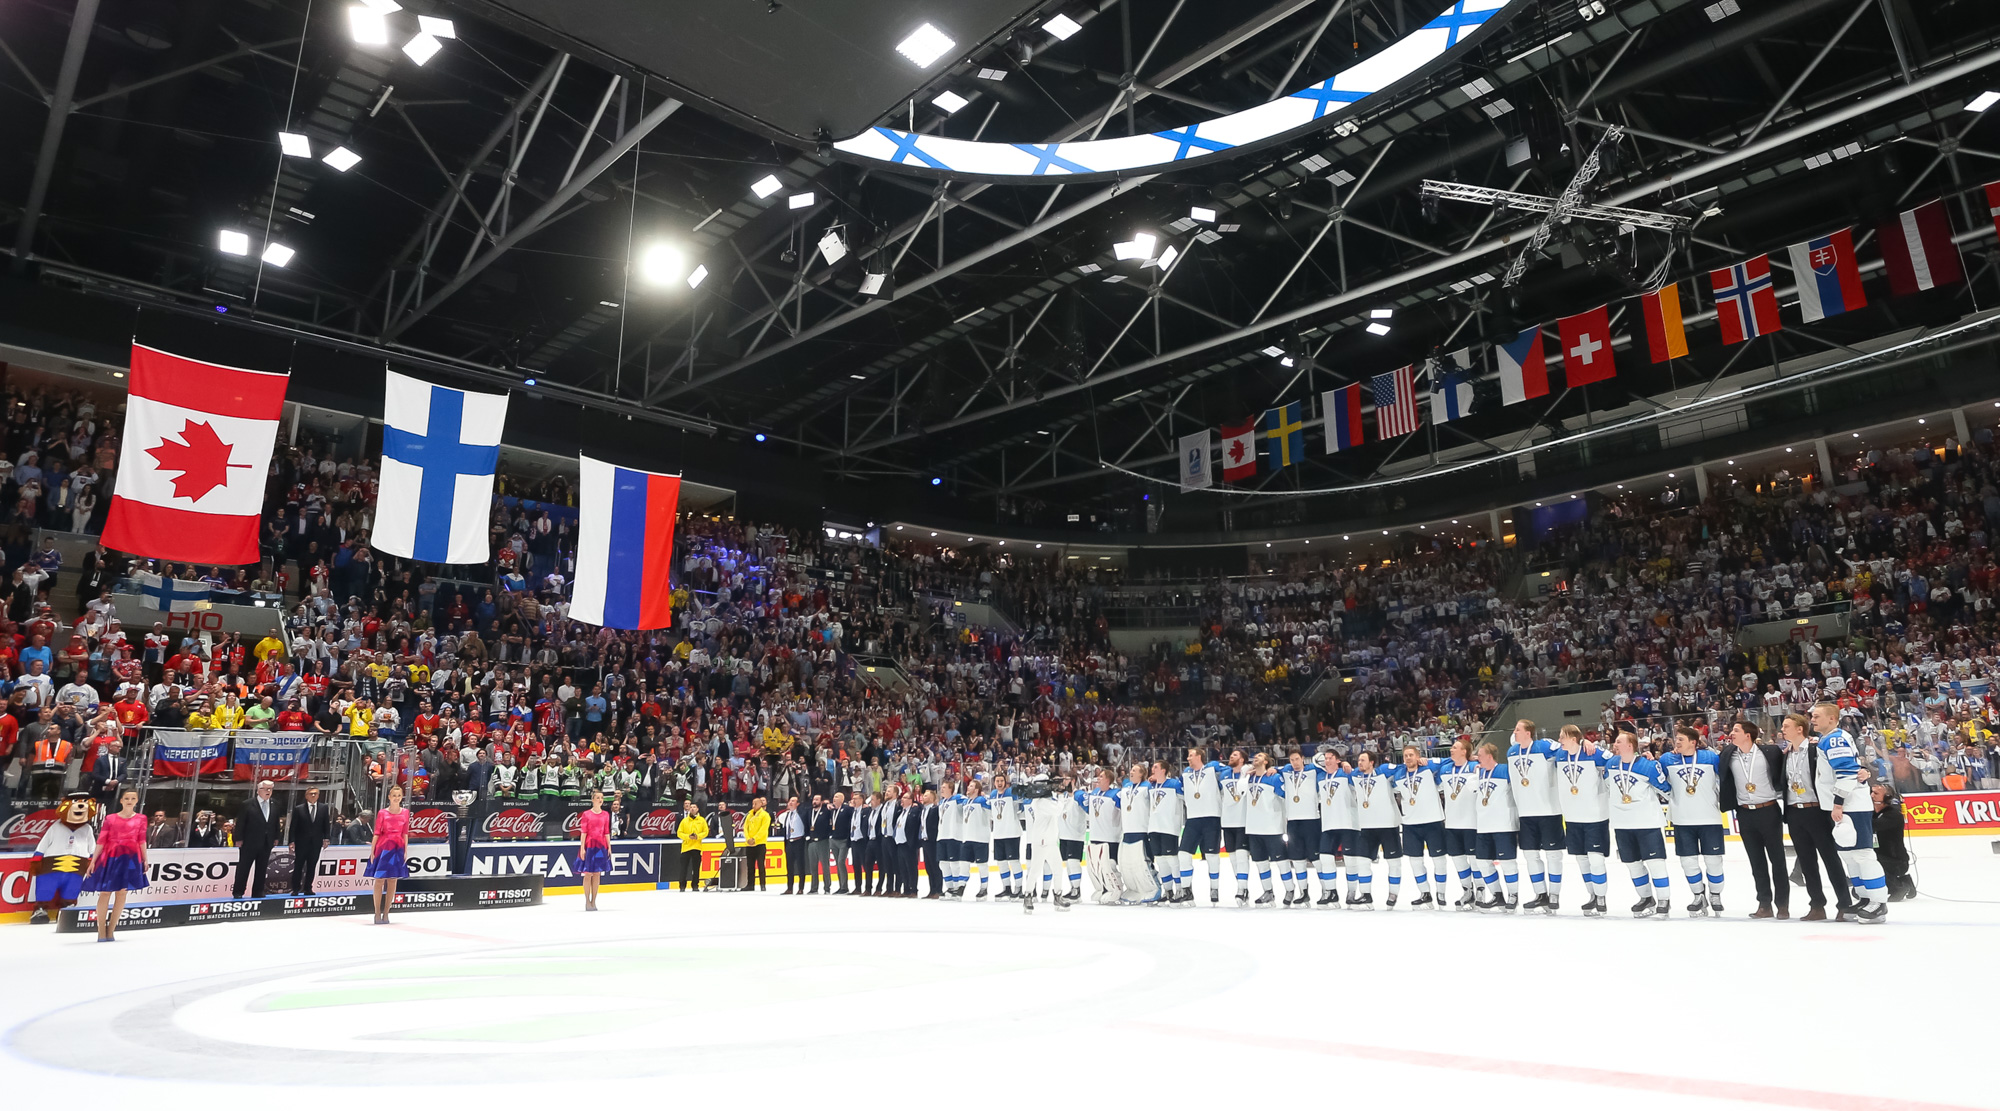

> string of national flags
[1178,185,2000,491]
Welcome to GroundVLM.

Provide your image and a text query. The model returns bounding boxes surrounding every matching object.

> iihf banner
[229,732,315,781]
[150,731,229,778]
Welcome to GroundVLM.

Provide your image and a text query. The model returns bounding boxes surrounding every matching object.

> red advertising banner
[1,853,35,921]
[1,807,60,850]
[1901,791,2000,834]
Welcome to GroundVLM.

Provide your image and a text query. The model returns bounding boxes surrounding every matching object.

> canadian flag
[1220,420,1257,482]
[101,344,288,565]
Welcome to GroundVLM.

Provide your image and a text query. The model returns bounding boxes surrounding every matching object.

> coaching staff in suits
[1718,721,1789,918]
[289,786,334,895]
[233,779,283,898]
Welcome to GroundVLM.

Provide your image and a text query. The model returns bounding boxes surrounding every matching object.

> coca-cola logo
[408,808,452,840]
[2,809,59,847]
[636,809,678,837]
[560,810,583,836]
[480,808,545,839]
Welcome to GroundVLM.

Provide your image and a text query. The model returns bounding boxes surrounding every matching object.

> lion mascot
[29,792,98,926]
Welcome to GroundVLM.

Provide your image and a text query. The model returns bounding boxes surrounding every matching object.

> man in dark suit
[1718,720,1788,918]
[919,787,943,898]
[84,738,127,810]
[874,787,903,896]
[849,793,876,895]
[1780,712,1851,920]
[233,779,282,898]
[289,786,332,895]
[830,792,855,893]
[900,791,925,898]
[806,794,834,893]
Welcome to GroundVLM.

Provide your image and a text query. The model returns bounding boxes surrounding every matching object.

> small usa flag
[1372,365,1418,439]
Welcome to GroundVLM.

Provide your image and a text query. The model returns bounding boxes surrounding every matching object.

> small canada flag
[1220,420,1257,483]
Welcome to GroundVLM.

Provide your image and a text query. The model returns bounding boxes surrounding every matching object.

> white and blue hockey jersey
[1350,767,1401,829]
[1392,763,1445,826]
[1243,772,1286,835]
[1506,738,1565,818]
[1473,764,1520,833]
[1281,766,1321,822]
[1554,747,1611,824]
[1083,788,1122,841]
[1606,758,1669,831]
[1181,761,1229,820]
[1148,778,1187,834]
[1438,760,1480,830]
[1660,749,1724,827]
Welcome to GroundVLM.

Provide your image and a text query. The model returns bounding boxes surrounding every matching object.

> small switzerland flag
[1220,420,1257,482]
[1558,304,1616,386]
[1640,283,1689,363]
[102,344,288,565]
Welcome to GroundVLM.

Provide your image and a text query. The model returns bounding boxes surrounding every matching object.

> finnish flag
[374,370,509,564]
[1428,355,1476,424]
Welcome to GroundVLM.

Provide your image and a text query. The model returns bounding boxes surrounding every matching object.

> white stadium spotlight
[1111,232,1156,261]
[1366,322,1392,336]
[789,192,816,209]
[1043,13,1083,39]
[322,146,361,172]
[896,23,955,67]
[402,32,442,65]
[818,230,849,265]
[417,14,455,38]
[261,242,296,267]
[347,4,390,44]
[1968,91,2000,113]
[932,90,969,114]
[751,174,783,199]
[639,242,685,286]
[277,132,311,157]
[687,264,709,289]
[218,229,250,255]
[1189,206,1217,223]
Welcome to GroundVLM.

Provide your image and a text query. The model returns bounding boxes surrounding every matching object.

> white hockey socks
[1585,851,1609,900]
[1701,853,1725,901]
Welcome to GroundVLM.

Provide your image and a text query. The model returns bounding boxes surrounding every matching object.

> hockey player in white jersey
[1662,725,1726,917]
[1553,725,1613,917]
[1021,776,1069,911]
[1218,750,1252,901]
[1471,739,1521,912]
[1083,769,1124,904]
[1241,752,1288,906]
[1053,776,1087,905]
[988,774,1026,898]
[1507,719,1567,914]
[1279,750,1320,907]
[1179,747,1232,905]
[1148,762,1191,904]
[1117,764,1160,903]
[937,778,966,898]
[1392,744,1447,908]
[1315,749,1359,906]
[1811,703,1888,922]
[1347,750,1404,910]
[959,778,995,899]
[1606,728,1673,917]
[1438,739,1482,908]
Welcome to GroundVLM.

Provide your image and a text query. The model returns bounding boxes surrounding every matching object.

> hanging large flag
[1639,283,1689,363]
[101,344,288,565]
[1429,366,1475,424]
[133,571,210,612]
[1177,430,1212,491]
[1323,384,1364,452]
[1372,366,1419,438]
[1711,254,1781,344]
[375,370,508,564]
[1879,199,1964,297]
[1495,330,1548,405]
[1220,420,1257,482]
[150,731,229,779]
[1986,181,2000,242]
[571,456,681,630]
[1787,227,1867,322]
[1261,402,1306,467]
[1558,304,1616,386]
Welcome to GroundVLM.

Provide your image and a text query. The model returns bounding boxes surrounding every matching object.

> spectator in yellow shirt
[675,801,708,892]
[253,634,286,662]
[741,796,771,891]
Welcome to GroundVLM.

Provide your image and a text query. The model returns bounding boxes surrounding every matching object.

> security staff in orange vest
[30,727,71,803]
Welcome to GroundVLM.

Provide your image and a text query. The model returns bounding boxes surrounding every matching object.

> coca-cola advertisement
[558,809,583,838]
[2,808,59,850]
[408,807,454,843]
[636,808,680,838]
[479,807,547,841]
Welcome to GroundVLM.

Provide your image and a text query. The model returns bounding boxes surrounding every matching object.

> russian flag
[571,455,681,630]
[1787,227,1866,322]
[1323,384,1363,452]
[1495,329,1548,406]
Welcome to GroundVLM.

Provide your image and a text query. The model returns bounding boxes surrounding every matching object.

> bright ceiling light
[687,264,709,289]
[358,0,402,10]
[1157,244,1180,270]
[347,5,390,45]
[277,132,311,157]
[417,14,455,38]
[261,242,296,267]
[1111,232,1156,261]
[1261,346,1285,357]
[858,272,888,295]
[1190,206,1217,223]
[1967,91,2000,113]
[750,174,783,199]
[322,146,361,172]
[1044,13,1083,39]
[1370,308,1394,319]
[932,90,970,114]
[402,32,442,65]
[218,229,250,256]
[896,23,956,67]
[639,242,685,286]
[789,192,816,209]
[1366,322,1392,336]
[818,230,848,265]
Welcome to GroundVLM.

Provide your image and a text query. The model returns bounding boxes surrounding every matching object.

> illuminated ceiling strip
[834,0,1514,180]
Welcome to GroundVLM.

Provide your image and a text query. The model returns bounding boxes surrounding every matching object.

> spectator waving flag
[1710,254,1781,344]
[1878,198,1964,297]
[101,344,288,565]
[1787,227,1866,322]
[375,370,508,564]
[1372,366,1418,438]
[570,456,682,630]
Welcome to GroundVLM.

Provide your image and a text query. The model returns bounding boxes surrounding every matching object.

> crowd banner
[1900,790,2000,834]
[150,730,229,778]
[230,732,315,781]
[468,838,660,892]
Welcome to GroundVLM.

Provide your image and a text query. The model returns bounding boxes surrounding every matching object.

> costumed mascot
[29,792,98,926]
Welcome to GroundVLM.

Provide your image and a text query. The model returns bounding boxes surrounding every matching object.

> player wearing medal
[1347,751,1404,910]
[1178,747,1231,905]
[1022,775,1067,909]
[989,774,1025,899]
[1471,740,1521,912]
[1392,744,1447,908]
[1438,739,1483,909]
[1118,764,1159,903]
[936,779,965,898]
[1218,750,1252,902]
[1554,725,1613,917]
[1811,703,1888,922]
[1148,762,1190,905]
[1316,749,1360,907]
[1661,725,1726,917]
[1507,719,1567,914]
[1241,752,1287,906]
[960,778,994,899]
[1083,769,1124,904]
[1053,775,1087,906]
[1607,728,1673,917]
[1279,750,1320,908]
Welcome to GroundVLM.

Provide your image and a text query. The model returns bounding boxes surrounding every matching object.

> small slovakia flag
[571,456,682,630]
[1786,227,1866,322]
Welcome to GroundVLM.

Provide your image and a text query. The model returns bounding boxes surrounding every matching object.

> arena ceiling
[0,0,1997,539]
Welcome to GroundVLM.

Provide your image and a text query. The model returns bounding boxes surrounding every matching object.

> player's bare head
[1450,738,1469,761]
[1130,763,1146,781]
[1357,750,1376,771]
[1095,768,1112,788]
[1402,744,1423,767]
[1673,725,1700,753]
[1227,748,1244,767]
[1613,729,1639,756]
[1514,719,1536,741]
[1288,748,1305,768]
[1250,751,1271,771]
[1782,713,1810,740]
[1558,725,1583,745]
[1476,740,1503,764]
[1811,703,1839,730]
[1186,746,1205,766]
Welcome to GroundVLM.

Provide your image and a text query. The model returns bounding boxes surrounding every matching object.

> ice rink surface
[6,835,1996,1111]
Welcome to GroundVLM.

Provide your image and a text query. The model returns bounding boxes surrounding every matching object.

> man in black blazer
[1718,720,1789,918]
[900,791,925,898]
[289,786,333,895]
[233,779,282,898]
[919,787,943,898]
[849,794,876,895]
[84,738,128,810]
[873,787,903,896]
[830,792,855,893]
[1780,712,1851,920]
